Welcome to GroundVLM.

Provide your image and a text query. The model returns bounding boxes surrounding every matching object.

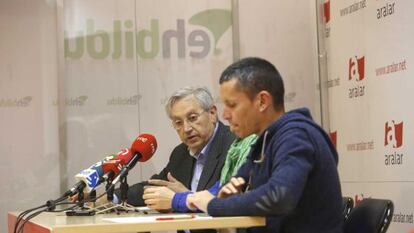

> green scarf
[219,134,257,185]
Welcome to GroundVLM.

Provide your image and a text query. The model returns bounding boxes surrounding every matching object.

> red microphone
[111,133,157,185]
[101,148,132,176]
[130,133,157,162]
[115,147,134,164]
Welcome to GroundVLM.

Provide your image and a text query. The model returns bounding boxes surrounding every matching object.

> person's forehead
[170,96,202,116]
[221,81,249,99]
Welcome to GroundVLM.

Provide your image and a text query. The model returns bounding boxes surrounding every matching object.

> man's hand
[217,177,246,198]
[143,186,175,212]
[187,190,215,213]
[147,172,189,192]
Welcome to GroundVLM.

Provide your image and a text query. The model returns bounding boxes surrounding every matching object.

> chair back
[344,198,393,233]
[342,196,354,220]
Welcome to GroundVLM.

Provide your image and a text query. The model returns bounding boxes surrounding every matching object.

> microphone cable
[16,207,48,233]
[13,192,77,233]
[14,177,117,233]
[13,204,47,233]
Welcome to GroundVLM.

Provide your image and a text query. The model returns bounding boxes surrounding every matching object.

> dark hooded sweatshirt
[208,108,343,233]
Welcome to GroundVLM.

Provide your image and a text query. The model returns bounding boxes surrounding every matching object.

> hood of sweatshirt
[253,107,338,164]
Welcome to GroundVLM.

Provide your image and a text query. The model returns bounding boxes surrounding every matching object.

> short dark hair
[219,57,285,110]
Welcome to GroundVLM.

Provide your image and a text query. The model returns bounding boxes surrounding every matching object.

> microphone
[73,154,116,193]
[73,147,135,194]
[101,148,133,177]
[47,159,113,211]
[131,133,157,162]
[73,146,139,194]
[111,133,157,185]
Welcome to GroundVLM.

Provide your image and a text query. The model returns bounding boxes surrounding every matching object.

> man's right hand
[217,177,246,198]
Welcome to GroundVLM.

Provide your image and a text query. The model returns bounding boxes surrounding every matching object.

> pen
[155,215,194,221]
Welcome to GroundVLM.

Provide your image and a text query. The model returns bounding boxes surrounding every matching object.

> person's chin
[187,136,200,144]
[231,126,244,137]
[187,141,202,151]
[237,132,248,139]
[234,129,250,139]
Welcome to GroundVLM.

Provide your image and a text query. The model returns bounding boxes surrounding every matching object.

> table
[8,211,265,233]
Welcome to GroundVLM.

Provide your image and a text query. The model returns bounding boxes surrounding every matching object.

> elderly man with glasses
[125,87,235,222]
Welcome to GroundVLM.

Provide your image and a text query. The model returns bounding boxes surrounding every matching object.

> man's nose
[222,108,230,120]
[183,120,193,131]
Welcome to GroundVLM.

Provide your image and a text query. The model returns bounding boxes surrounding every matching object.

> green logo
[107,95,141,106]
[0,96,32,107]
[52,96,88,107]
[64,9,232,60]
[189,9,232,55]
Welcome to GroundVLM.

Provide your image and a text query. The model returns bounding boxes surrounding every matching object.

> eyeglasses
[171,110,205,130]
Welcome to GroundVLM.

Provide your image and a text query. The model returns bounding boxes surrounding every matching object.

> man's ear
[256,91,272,112]
[209,105,218,123]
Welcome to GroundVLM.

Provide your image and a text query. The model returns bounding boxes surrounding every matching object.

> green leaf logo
[79,95,88,103]
[189,9,232,55]
[23,96,33,103]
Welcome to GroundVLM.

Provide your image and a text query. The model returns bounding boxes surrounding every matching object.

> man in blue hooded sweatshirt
[187,57,343,233]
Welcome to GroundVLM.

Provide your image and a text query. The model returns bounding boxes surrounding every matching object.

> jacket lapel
[196,122,224,190]
[180,151,195,189]
[175,148,195,189]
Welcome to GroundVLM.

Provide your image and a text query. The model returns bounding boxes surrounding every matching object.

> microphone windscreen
[130,133,157,162]
[101,159,122,175]
[114,148,133,164]
[74,168,101,193]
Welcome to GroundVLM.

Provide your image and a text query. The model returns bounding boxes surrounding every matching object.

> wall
[323,0,414,232]
[238,0,322,122]
[0,0,60,231]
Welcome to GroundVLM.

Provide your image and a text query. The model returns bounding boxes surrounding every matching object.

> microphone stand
[120,176,128,203]
[93,171,124,214]
[76,184,85,208]
[89,190,96,208]
[116,175,137,212]
[95,153,142,214]
[45,182,84,212]
[107,153,142,213]
[106,178,115,203]
[64,184,93,215]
